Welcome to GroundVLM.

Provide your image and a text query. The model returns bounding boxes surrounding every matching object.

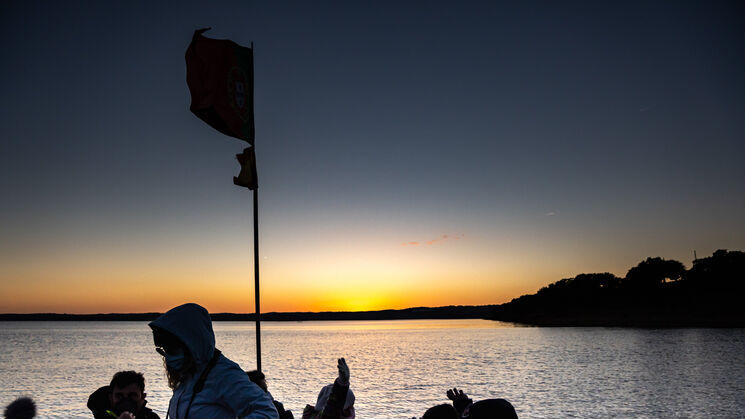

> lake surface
[1,320,744,418]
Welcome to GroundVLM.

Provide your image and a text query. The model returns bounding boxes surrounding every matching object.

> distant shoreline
[0,305,498,322]
[3,305,744,327]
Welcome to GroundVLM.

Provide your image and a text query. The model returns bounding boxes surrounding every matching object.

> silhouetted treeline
[0,305,497,321]
[492,249,745,327]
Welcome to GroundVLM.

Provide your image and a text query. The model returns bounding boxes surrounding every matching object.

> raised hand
[337,357,350,385]
[447,387,468,401]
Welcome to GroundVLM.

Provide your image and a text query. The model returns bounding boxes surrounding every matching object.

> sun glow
[0,227,549,314]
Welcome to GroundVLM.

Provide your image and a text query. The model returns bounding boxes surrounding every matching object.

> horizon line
[0,303,500,317]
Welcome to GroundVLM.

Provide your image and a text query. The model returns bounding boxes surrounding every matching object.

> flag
[234,147,258,189]
[186,28,254,144]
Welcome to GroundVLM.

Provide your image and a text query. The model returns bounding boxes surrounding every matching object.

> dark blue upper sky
[1,1,743,312]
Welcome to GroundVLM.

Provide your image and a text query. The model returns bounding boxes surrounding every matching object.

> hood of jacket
[149,303,215,366]
[315,383,355,411]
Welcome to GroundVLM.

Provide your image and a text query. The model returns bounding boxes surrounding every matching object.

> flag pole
[253,185,261,372]
[251,41,261,373]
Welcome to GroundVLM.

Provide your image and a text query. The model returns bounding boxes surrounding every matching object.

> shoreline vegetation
[3,250,742,327]
[491,249,745,327]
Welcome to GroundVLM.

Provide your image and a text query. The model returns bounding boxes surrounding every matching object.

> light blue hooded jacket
[149,303,278,419]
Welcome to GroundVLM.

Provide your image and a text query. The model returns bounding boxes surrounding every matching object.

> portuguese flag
[186,28,254,144]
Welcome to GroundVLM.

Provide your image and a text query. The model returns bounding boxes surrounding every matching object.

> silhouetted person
[3,398,35,419]
[467,399,518,419]
[247,370,294,419]
[302,358,354,419]
[88,371,160,419]
[421,404,459,419]
[446,388,517,419]
[149,303,278,418]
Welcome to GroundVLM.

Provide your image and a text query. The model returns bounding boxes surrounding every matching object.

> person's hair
[110,371,145,393]
[468,399,518,419]
[4,397,36,419]
[246,370,269,393]
[163,351,196,390]
[422,404,459,419]
[246,370,265,383]
[152,327,197,390]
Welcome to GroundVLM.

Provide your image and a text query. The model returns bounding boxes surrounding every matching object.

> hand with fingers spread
[446,387,469,401]
[447,387,474,416]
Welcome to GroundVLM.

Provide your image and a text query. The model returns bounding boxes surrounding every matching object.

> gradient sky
[1,1,744,314]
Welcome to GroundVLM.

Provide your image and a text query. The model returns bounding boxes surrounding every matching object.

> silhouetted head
[246,370,268,392]
[465,399,518,419]
[422,404,459,419]
[108,371,147,415]
[3,397,36,419]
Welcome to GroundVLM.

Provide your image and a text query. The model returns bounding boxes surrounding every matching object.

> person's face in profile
[110,383,145,413]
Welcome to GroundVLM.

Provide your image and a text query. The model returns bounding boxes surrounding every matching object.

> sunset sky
[1,1,743,314]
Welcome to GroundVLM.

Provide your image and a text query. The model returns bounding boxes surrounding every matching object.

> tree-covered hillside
[492,249,745,326]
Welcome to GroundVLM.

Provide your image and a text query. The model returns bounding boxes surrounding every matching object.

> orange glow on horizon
[0,266,531,314]
[0,230,576,314]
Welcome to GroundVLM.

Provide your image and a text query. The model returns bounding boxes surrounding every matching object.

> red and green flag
[186,28,254,144]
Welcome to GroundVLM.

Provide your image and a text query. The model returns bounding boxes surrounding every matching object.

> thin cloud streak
[402,233,464,247]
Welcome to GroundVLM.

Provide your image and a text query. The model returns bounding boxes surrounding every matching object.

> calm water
[1,320,744,418]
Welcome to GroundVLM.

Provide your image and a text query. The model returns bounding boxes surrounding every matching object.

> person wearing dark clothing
[247,370,294,419]
[421,404,459,419]
[466,399,518,419]
[87,371,160,419]
[302,358,354,419]
[446,388,517,419]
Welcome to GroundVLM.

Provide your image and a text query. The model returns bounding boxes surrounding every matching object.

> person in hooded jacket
[302,358,354,419]
[149,303,278,419]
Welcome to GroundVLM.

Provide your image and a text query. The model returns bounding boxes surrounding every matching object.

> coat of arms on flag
[186,28,255,145]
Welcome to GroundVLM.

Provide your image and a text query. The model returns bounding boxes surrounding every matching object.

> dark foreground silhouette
[88,371,160,419]
[247,370,294,419]
[3,398,36,419]
[416,388,518,419]
[302,358,354,419]
[492,249,745,327]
